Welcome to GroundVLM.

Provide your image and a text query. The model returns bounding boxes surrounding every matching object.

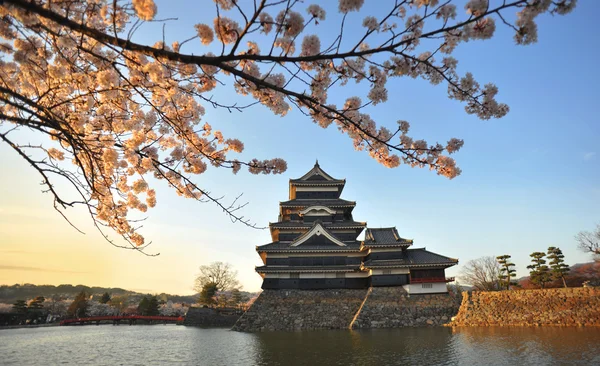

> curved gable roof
[291,221,347,247]
[290,161,345,185]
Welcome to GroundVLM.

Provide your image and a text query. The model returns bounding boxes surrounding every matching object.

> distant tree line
[0,284,198,305]
[1,290,189,326]
[457,222,600,292]
[459,247,579,291]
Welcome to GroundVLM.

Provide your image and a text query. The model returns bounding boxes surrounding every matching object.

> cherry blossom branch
[0,0,576,250]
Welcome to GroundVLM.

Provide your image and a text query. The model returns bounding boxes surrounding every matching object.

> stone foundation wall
[232,289,368,332]
[232,287,461,332]
[450,287,600,327]
[352,287,460,329]
[183,307,240,327]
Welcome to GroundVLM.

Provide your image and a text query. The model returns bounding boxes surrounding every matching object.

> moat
[1,325,599,365]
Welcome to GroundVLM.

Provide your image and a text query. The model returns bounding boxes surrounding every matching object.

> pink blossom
[300,35,320,57]
[307,5,326,21]
[248,158,287,175]
[132,179,148,194]
[464,0,488,17]
[446,138,464,153]
[132,0,157,21]
[415,0,439,8]
[553,0,576,15]
[213,17,240,44]
[259,12,273,34]
[463,17,496,41]
[362,16,379,32]
[368,87,387,105]
[274,37,295,54]
[436,156,461,179]
[195,24,214,45]
[339,0,365,13]
[214,0,235,10]
[232,160,241,174]
[397,120,410,134]
[276,11,305,38]
[226,139,244,153]
[246,42,260,55]
[437,4,457,21]
[47,148,65,161]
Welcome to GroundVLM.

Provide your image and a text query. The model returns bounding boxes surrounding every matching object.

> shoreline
[0,323,60,330]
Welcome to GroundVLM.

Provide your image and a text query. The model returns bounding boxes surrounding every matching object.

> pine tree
[547,247,570,288]
[67,291,89,318]
[496,255,517,290]
[28,296,45,310]
[527,252,552,288]
[137,296,149,315]
[12,300,27,315]
[198,283,218,307]
[146,296,160,316]
[99,292,111,304]
[231,289,243,308]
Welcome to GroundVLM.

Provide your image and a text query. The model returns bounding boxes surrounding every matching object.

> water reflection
[450,327,600,366]
[253,328,456,366]
[1,325,599,365]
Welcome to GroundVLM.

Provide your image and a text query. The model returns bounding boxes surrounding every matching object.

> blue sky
[0,1,598,294]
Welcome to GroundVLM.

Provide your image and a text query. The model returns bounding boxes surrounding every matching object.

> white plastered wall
[370,268,409,275]
[267,252,364,258]
[402,283,448,294]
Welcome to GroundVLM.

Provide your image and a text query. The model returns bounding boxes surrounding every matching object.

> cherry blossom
[213,17,240,44]
[195,24,214,45]
[259,12,273,34]
[306,4,326,21]
[0,0,576,250]
[300,35,320,57]
[214,0,235,11]
[276,10,304,38]
[465,0,489,17]
[339,0,365,13]
[362,16,379,32]
[132,0,156,21]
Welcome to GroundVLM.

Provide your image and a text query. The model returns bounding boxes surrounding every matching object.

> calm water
[1,325,599,365]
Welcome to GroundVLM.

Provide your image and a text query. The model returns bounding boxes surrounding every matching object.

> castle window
[382,269,392,275]
[422,283,433,289]
[290,273,300,279]
[336,273,345,278]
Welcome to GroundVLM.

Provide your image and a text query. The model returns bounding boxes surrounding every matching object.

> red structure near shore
[60,315,183,326]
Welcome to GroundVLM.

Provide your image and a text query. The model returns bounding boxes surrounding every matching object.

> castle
[254,162,458,294]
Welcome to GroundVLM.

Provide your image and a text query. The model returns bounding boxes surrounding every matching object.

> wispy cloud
[0,265,87,274]
[583,152,596,161]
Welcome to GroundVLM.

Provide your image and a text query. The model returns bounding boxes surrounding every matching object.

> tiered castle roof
[363,248,458,269]
[363,227,413,248]
[254,162,458,287]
